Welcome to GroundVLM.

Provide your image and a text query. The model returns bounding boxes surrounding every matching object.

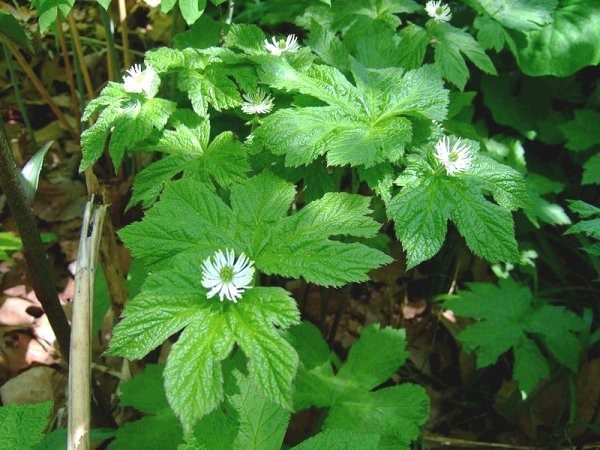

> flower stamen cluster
[241,88,275,115]
[201,249,255,302]
[123,64,159,98]
[425,1,452,23]
[434,136,473,175]
[264,35,300,57]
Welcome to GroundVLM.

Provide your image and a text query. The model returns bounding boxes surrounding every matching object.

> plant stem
[2,43,37,149]
[226,0,235,24]
[55,13,81,135]
[83,170,129,320]
[0,117,71,361]
[68,200,106,450]
[98,6,121,81]
[328,285,351,344]
[117,0,131,68]
[67,13,95,99]
[4,41,76,137]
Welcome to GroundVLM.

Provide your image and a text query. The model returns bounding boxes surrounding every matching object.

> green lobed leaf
[178,68,242,115]
[558,109,600,152]
[108,411,183,450]
[0,401,52,450]
[474,15,506,52]
[388,149,522,268]
[428,22,497,90]
[292,430,380,450]
[108,252,301,431]
[224,24,267,55]
[513,339,550,395]
[106,294,200,360]
[445,279,586,393]
[256,62,447,169]
[337,325,409,392]
[229,372,290,450]
[31,0,74,34]
[290,323,429,450]
[179,0,206,25]
[508,0,600,77]
[120,364,169,414]
[324,385,429,450]
[164,314,234,433]
[583,153,600,185]
[121,173,390,285]
[472,0,558,31]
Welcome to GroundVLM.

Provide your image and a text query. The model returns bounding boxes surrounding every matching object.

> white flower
[241,88,274,115]
[264,35,300,57]
[425,0,452,23]
[201,249,255,302]
[434,136,473,175]
[123,64,159,97]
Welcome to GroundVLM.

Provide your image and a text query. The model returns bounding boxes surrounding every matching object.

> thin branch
[67,13,95,100]
[2,43,37,148]
[68,200,107,450]
[55,13,81,134]
[226,0,235,24]
[0,117,71,361]
[5,41,77,137]
[117,0,131,68]
[98,6,121,81]
[423,433,541,449]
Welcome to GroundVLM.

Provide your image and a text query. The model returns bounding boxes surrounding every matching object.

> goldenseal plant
[74,0,600,447]
[107,172,391,432]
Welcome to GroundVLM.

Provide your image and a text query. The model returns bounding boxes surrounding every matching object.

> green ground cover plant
[0,0,598,448]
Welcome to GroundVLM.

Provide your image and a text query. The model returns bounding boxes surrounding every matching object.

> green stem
[0,117,71,361]
[2,43,37,148]
[70,38,86,115]
[98,6,122,80]
[328,285,351,344]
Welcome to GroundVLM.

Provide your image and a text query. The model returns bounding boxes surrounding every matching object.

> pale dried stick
[68,200,107,450]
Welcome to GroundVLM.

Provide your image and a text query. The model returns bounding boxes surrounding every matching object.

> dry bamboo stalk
[67,14,95,100]
[68,200,107,450]
[55,13,81,135]
[5,41,77,137]
[117,0,131,68]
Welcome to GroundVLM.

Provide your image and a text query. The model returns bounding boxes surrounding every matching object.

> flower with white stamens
[434,136,473,175]
[241,88,275,115]
[425,1,452,23]
[264,35,300,57]
[201,249,255,302]
[123,64,159,98]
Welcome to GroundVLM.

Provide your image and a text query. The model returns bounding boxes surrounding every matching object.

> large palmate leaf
[255,58,448,168]
[427,22,497,90]
[120,172,391,284]
[508,0,600,76]
[444,279,586,394]
[111,173,390,430]
[471,0,558,32]
[108,275,299,432]
[388,140,528,268]
[288,322,428,450]
[80,81,176,171]
[0,401,52,450]
[129,128,249,209]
